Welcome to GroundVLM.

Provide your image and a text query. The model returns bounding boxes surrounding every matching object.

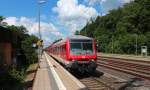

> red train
[46,35,97,72]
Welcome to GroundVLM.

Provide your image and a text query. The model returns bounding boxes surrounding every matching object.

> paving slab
[32,55,58,90]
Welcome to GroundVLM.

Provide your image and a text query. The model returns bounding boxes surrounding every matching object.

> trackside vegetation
[0,16,38,90]
[78,0,150,55]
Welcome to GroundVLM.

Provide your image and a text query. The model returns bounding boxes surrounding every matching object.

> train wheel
[89,68,96,73]
[88,61,97,73]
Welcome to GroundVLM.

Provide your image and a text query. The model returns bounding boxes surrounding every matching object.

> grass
[24,63,38,89]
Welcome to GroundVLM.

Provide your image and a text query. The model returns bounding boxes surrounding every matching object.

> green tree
[74,30,80,35]
[0,16,39,89]
[79,0,150,55]
[21,35,38,64]
[0,16,5,23]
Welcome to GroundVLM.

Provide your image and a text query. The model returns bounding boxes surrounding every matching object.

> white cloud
[3,17,18,25]
[87,0,132,5]
[120,0,133,3]
[53,0,98,34]
[85,0,133,16]
[3,16,63,46]
[87,0,107,5]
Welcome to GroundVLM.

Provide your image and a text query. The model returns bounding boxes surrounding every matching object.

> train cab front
[67,38,97,73]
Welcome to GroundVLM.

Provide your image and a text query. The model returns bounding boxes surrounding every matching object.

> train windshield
[70,40,93,55]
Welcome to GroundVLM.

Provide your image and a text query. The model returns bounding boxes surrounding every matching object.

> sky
[0,0,131,47]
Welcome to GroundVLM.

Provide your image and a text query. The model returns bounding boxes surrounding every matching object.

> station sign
[141,46,147,57]
[37,40,43,46]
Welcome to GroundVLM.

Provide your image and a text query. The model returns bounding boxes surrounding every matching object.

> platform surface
[98,53,150,61]
[45,53,87,90]
[32,56,58,90]
[32,52,86,90]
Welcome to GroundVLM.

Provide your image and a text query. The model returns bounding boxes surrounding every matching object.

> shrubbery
[0,66,25,90]
[0,16,39,89]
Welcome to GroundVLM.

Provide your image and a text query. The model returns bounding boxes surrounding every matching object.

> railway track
[51,55,115,90]
[97,56,150,80]
[50,54,150,89]
[75,71,139,90]
[79,77,112,90]
[97,56,150,64]
[75,72,115,90]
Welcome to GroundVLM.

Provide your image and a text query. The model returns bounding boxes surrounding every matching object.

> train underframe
[66,60,97,73]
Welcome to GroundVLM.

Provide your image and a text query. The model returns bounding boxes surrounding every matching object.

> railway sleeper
[98,57,150,66]
[98,62,150,75]
[98,63,150,80]
[98,60,150,71]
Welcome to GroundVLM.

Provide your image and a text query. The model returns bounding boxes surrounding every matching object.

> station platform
[32,54,57,90]
[32,52,86,90]
[98,53,150,61]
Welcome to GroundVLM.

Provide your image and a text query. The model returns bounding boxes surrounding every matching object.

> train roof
[67,35,93,40]
[51,35,93,46]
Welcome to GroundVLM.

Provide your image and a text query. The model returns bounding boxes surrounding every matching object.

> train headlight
[91,59,95,61]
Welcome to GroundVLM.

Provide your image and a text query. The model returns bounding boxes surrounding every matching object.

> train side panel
[66,39,70,61]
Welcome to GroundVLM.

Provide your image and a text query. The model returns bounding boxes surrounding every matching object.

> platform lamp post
[38,0,47,60]
[38,0,47,40]
[135,34,138,55]
[99,0,103,16]
[85,19,88,36]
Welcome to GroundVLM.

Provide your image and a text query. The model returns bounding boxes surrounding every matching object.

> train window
[82,43,93,55]
[70,43,82,51]
[70,42,93,55]
[70,39,92,43]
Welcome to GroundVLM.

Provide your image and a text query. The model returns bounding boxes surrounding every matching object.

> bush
[8,67,25,83]
[0,66,25,90]
[21,35,38,65]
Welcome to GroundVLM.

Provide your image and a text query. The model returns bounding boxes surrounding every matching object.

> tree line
[77,0,150,55]
[0,16,38,66]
